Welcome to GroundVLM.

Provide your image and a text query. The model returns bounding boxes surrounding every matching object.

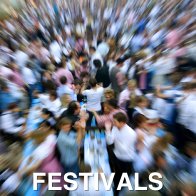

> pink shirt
[166,29,182,49]
[96,109,127,128]
[54,68,74,86]
[11,71,25,87]
[118,88,142,110]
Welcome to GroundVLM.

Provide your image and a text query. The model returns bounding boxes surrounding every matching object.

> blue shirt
[0,91,17,111]
[57,130,78,166]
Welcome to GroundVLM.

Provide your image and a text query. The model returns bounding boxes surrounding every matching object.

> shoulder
[126,125,136,136]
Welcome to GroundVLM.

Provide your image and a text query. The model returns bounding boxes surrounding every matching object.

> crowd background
[0,0,196,196]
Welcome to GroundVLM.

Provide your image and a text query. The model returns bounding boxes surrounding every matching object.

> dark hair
[39,120,52,128]
[106,99,118,109]
[153,151,166,162]
[135,96,147,105]
[80,72,90,78]
[89,78,97,88]
[8,103,18,110]
[42,108,54,118]
[60,76,67,85]
[89,46,96,52]
[133,113,147,128]
[116,58,124,65]
[49,90,58,100]
[79,162,91,173]
[113,112,127,123]
[74,79,82,86]
[93,59,102,68]
[67,101,79,115]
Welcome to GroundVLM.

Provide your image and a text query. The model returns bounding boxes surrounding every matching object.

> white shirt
[14,50,29,69]
[39,94,62,116]
[49,41,62,63]
[177,93,196,129]
[82,87,104,111]
[7,81,23,99]
[70,178,109,196]
[182,99,196,134]
[22,67,36,85]
[106,124,136,161]
[0,112,22,133]
[32,134,57,160]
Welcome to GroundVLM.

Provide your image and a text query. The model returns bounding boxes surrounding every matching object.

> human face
[105,93,113,101]
[113,119,124,129]
[103,103,110,114]
[62,123,71,132]
[128,83,136,91]
[41,113,49,120]
[138,100,148,108]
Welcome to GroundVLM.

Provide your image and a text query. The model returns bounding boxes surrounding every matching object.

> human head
[59,118,72,132]
[113,112,127,129]
[49,90,58,101]
[93,59,102,69]
[74,79,82,90]
[89,78,97,88]
[60,76,67,85]
[80,72,90,83]
[41,108,54,120]
[135,96,148,108]
[7,103,19,113]
[60,94,71,108]
[89,46,96,55]
[67,101,81,115]
[104,89,115,101]
[133,113,148,129]
[127,80,137,91]
[43,71,52,80]
[105,99,118,111]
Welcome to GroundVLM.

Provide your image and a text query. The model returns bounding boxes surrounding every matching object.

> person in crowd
[38,90,61,117]
[8,60,25,88]
[58,94,72,116]
[81,78,104,127]
[105,112,136,195]
[57,117,85,174]
[126,95,149,124]
[91,99,126,128]
[118,79,142,110]
[22,62,38,107]
[0,1,196,195]
[0,103,26,140]
[14,45,29,71]
[0,83,18,112]
[74,79,84,102]
[42,70,57,93]
[41,108,56,128]
[60,101,82,127]
[104,88,115,101]
[57,76,76,100]
[54,58,74,86]
[94,58,111,88]
[110,58,127,96]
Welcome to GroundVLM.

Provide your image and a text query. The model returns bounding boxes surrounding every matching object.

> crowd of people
[0,0,196,195]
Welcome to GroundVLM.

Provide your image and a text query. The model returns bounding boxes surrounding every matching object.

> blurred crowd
[0,0,196,195]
